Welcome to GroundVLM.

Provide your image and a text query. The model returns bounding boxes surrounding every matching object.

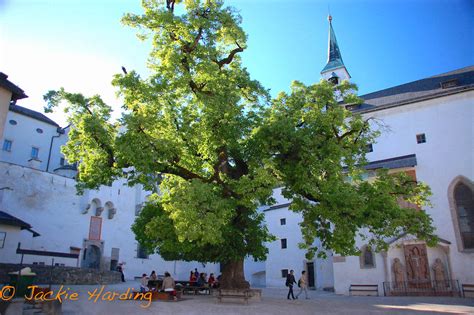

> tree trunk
[220,259,250,289]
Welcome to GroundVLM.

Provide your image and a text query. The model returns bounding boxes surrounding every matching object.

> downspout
[46,126,66,172]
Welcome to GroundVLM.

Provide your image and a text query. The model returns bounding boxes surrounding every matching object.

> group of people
[189,268,220,288]
[140,270,177,300]
[285,270,310,300]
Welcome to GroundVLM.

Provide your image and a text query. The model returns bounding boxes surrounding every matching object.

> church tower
[321,15,350,84]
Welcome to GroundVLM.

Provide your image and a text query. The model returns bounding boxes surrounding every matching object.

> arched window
[448,176,474,251]
[359,245,375,269]
[454,183,474,249]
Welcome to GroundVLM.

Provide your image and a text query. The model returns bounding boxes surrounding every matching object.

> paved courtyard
[8,281,472,315]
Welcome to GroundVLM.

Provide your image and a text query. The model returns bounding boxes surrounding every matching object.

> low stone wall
[0,263,121,285]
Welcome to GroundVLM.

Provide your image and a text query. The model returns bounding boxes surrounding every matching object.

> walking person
[286,270,297,300]
[296,270,309,299]
[117,263,125,282]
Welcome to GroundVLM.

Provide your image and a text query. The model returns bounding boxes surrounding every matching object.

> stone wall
[0,263,122,285]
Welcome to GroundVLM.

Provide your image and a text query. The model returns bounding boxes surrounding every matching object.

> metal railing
[383,280,461,297]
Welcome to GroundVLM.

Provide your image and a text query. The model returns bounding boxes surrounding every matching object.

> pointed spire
[321,15,347,75]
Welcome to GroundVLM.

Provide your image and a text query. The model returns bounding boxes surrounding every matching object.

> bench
[462,284,474,298]
[182,286,211,295]
[217,289,250,304]
[349,284,379,296]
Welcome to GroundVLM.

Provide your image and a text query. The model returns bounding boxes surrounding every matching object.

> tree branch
[213,42,244,68]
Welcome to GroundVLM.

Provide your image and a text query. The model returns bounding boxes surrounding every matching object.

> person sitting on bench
[162,272,177,300]
[140,273,148,293]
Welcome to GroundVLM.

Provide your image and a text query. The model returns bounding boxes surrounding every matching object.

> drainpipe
[46,126,66,172]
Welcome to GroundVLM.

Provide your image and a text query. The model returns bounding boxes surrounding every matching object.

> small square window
[280,218,286,225]
[31,147,39,159]
[281,238,287,249]
[416,133,426,144]
[2,140,12,152]
[365,143,373,153]
[281,269,289,278]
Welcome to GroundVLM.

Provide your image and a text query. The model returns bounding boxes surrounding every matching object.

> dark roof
[263,202,292,212]
[354,66,474,113]
[321,18,346,74]
[9,104,59,127]
[0,72,27,101]
[364,154,417,170]
[0,211,40,236]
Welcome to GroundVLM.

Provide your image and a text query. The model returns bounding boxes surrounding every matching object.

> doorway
[306,262,315,288]
[84,245,101,269]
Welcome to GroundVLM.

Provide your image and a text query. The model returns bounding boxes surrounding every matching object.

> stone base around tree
[215,288,262,304]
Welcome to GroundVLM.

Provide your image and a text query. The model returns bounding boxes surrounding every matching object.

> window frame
[2,139,12,152]
[416,133,426,144]
[359,245,376,269]
[137,243,149,259]
[448,176,474,253]
[31,146,40,159]
[281,238,287,249]
[0,232,6,248]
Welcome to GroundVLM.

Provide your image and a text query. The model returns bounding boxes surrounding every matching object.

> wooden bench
[462,284,474,298]
[182,285,211,295]
[217,289,250,304]
[349,284,379,296]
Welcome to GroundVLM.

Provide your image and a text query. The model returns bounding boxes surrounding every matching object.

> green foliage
[257,80,437,259]
[44,0,436,266]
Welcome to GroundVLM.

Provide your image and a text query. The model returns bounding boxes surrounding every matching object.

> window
[2,140,12,152]
[416,133,426,144]
[440,79,459,89]
[137,243,149,259]
[60,158,65,166]
[280,218,286,225]
[31,147,39,159]
[365,143,373,153]
[36,128,43,134]
[281,269,289,278]
[281,238,287,249]
[454,182,474,249]
[0,232,6,248]
[9,120,17,125]
[328,76,339,85]
[359,245,375,269]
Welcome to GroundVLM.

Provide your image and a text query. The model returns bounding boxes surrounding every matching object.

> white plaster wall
[333,253,386,295]
[263,188,334,289]
[244,259,266,287]
[0,109,67,173]
[365,91,474,283]
[0,161,219,281]
[264,205,305,288]
[0,225,21,263]
[332,90,474,294]
[321,67,350,82]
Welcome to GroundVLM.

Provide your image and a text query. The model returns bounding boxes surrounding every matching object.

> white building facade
[0,15,472,294]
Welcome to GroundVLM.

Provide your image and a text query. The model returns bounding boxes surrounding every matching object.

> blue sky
[0,0,472,126]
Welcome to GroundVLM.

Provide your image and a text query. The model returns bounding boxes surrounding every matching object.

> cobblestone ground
[9,281,474,315]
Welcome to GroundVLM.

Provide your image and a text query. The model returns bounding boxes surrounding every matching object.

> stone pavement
[7,281,474,315]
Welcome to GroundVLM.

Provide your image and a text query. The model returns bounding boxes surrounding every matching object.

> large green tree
[44,0,436,289]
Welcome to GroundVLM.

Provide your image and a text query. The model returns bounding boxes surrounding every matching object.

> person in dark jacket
[286,270,297,300]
